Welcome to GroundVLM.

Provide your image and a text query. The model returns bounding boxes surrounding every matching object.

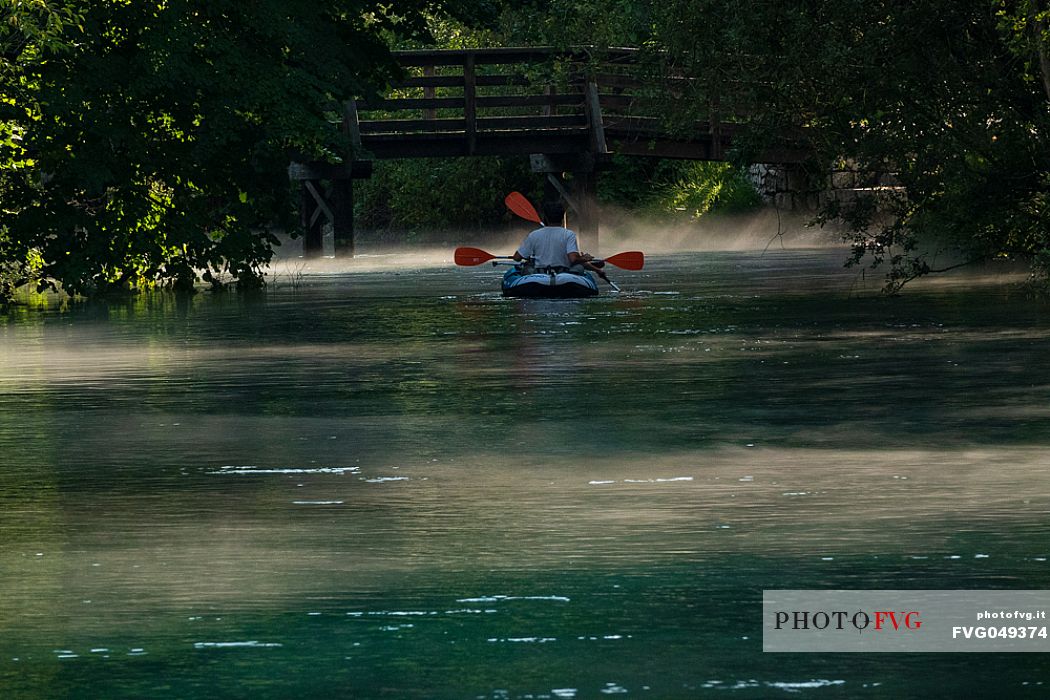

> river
[1,248,1048,698]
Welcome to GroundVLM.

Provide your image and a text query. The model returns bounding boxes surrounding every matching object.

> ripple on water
[208,466,359,475]
[457,595,570,603]
[588,477,693,485]
[346,608,498,618]
[700,679,846,691]
[194,641,283,649]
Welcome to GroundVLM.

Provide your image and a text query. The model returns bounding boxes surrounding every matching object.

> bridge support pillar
[331,178,354,257]
[290,160,371,258]
[300,180,326,259]
[572,170,599,254]
[532,154,603,253]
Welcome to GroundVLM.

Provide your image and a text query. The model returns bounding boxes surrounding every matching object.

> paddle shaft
[455,246,641,272]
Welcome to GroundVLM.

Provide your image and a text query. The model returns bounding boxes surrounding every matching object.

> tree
[641,0,1050,290]
[488,0,1050,290]
[1,0,83,298]
[0,0,482,299]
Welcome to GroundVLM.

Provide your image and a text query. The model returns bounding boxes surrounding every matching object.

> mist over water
[2,244,1048,698]
[596,207,842,254]
[267,206,839,274]
[265,211,1026,303]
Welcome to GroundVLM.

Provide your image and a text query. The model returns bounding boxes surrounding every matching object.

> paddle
[454,247,644,271]
[454,247,514,266]
[504,191,542,225]
[595,251,644,271]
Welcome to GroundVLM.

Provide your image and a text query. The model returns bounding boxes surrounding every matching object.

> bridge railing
[349,46,768,162]
[353,47,659,158]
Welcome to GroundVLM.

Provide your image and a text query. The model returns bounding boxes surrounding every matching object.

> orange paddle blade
[602,251,645,270]
[505,191,542,224]
[454,247,503,266]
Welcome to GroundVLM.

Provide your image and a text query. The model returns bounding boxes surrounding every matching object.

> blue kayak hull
[501,269,599,298]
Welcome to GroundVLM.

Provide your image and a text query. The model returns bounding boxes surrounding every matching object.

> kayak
[501,267,599,298]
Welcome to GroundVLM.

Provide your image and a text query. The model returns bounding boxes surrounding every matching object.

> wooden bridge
[290,47,803,256]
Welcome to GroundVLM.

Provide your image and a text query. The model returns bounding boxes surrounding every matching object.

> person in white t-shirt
[512,200,610,283]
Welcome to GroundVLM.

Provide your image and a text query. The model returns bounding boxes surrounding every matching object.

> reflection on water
[1,250,1048,698]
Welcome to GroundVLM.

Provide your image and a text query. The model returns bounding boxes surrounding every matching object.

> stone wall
[748,163,904,212]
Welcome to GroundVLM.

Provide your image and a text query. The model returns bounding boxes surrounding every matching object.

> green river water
[1,249,1048,698]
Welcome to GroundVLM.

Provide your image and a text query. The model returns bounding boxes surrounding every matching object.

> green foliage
[669,166,757,217]
[597,157,760,217]
[7,0,1046,298]
[595,156,680,209]
[495,0,656,49]
[470,0,1050,289]
[0,0,462,301]
[0,1,83,61]
[355,153,759,236]
[356,156,538,235]
[642,0,1050,290]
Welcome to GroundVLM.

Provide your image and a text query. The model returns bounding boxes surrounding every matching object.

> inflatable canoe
[501,267,599,298]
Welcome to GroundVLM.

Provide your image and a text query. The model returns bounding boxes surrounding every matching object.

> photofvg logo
[774,609,922,633]
[763,590,1050,652]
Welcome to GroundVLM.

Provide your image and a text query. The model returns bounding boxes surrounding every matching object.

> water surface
[1,250,1048,698]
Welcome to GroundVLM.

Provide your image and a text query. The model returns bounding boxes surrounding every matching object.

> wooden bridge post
[423,65,436,120]
[464,53,477,155]
[301,180,325,258]
[288,98,368,259]
[572,169,599,253]
[532,154,601,252]
[333,100,364,257]
[579,80,609,253]
[291,171,369,260]
[331,178,354,257]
